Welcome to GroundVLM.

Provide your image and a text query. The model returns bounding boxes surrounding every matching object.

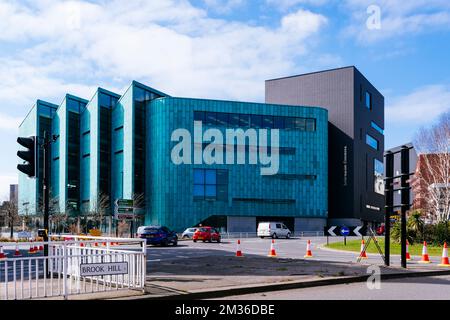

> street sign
[114,198,134,220]
[340,226,350,236]
[80,262,128,277]
[324,226,367,237]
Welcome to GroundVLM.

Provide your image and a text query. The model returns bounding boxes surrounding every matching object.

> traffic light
[17,136,37,178]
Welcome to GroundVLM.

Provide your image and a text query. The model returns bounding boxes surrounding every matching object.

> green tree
[407,210,424,242]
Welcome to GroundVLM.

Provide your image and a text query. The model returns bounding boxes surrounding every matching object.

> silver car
[181,228,197,239]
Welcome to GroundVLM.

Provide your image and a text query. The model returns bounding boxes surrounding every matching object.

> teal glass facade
[18,81,328,232]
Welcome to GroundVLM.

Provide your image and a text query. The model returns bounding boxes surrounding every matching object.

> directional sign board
[80,262,128,277]
[114,198,134,220]
[324,226,367,237]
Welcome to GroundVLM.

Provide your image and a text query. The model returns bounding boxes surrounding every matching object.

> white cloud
[386,85,450,124]
[203,0,244,13]
[0,113,22,131]
[266,0,329,11]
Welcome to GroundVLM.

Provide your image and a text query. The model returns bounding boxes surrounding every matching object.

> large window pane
[306,119,316,131]
[205,185,216,198]
[205,169,216,184]
[273,116,285,130]
[365,91,372,110]
[229,113,240,127]
[374,159,384,195]
[215,113,229,126]
[294,118,306,131]
[216,170,228,185]
[371,121,384,135]
[217,184,228,201]
[205,112,217,126]
[366,134,379,150]
[194,169,204,184]
[239,114,250,127]
[193,185,205,198]
[262,115,274,129]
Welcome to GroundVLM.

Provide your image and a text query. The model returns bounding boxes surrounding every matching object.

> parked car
[376,224,385,236]
[181,228,197,239]
[192,227,221,243]
[137,226,178,246]
[257,222,291,239]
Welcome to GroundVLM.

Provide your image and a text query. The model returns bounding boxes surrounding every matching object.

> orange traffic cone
[236,239,243,257]
[14,242,21,257]
[33,240,38,253]
[94,242,98,247]
[268,239,277,257]
[28,240,35,254]
[359,239,368,259]
[39,243,44,251]
[438,242,450,267]
[80,242,85,247]
[406,240,412,261]
[102,242,107,247]
[0,246,6,259]
[418,241,431,263]
[304,240,313,258]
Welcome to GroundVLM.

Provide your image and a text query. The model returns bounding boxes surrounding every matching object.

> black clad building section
[265,66,384,226]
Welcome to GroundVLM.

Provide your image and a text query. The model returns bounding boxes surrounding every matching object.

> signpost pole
[384,151,394,267]
[400,146,410,269]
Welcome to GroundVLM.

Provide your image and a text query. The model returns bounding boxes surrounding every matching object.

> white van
[257,222,291,239]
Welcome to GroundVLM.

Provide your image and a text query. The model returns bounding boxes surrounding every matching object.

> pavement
[213,275,450,300]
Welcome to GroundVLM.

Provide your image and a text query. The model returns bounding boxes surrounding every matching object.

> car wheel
[272,233,277,239]
[208,239,212,243]
[182,235,189,240]
[202,240,206,243]
[193,239,197,243]
[217,238,221,243]
[286,233,291,239]
[173,240,178,246]
[260,237,264,239]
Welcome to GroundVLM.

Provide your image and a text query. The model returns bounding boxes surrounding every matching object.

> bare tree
[90,192,110,232]
[414,111,450,222]
[1,200,19,239]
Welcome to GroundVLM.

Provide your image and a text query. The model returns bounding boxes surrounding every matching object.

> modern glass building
[18,81,328,233]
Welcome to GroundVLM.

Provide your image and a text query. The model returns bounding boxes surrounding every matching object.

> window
[193,111,316,132]
[374,159,384,195]
[365,91,372,110]
[371,121,384,135]
[193,169,228,201]
[366,134,379,150]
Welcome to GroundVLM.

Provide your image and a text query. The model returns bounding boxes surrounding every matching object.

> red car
[192,227,221,243]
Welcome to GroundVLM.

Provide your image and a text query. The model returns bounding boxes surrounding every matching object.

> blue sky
[1,0,450,199]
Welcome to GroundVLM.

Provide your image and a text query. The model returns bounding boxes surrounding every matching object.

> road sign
[115,199,133,207]
[340,226,350,236]
[114,198,134,220]
[324,226,367,237]
[80,262,128,277]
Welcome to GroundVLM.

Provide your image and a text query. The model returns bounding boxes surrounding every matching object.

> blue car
[137,226,178,246]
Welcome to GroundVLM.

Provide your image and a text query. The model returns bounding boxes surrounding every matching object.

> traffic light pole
[400,146,411,269]
[42,132,50,259]
[384,151,394,267]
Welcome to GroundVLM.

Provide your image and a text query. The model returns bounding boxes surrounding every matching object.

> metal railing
[0,235,146,300]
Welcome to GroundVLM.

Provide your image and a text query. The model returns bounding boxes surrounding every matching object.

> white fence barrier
[0,235,146,300]
[219,231,324,239]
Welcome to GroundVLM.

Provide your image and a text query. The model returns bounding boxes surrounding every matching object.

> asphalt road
[213,275,450,300]
[145,236,444,267]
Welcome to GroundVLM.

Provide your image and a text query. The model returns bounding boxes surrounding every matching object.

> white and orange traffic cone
[359,239,368,259]
[14,242,21,257]
[0,246,6,259]
[438,242,450,267]
[418,241,431,263]
[406,240,412,261]
[236,239,243,257]
[80,242,85,247]
[304,240,313,258]
[28,240,35,254]
[268,239,277,257]
[39,243,44,251]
